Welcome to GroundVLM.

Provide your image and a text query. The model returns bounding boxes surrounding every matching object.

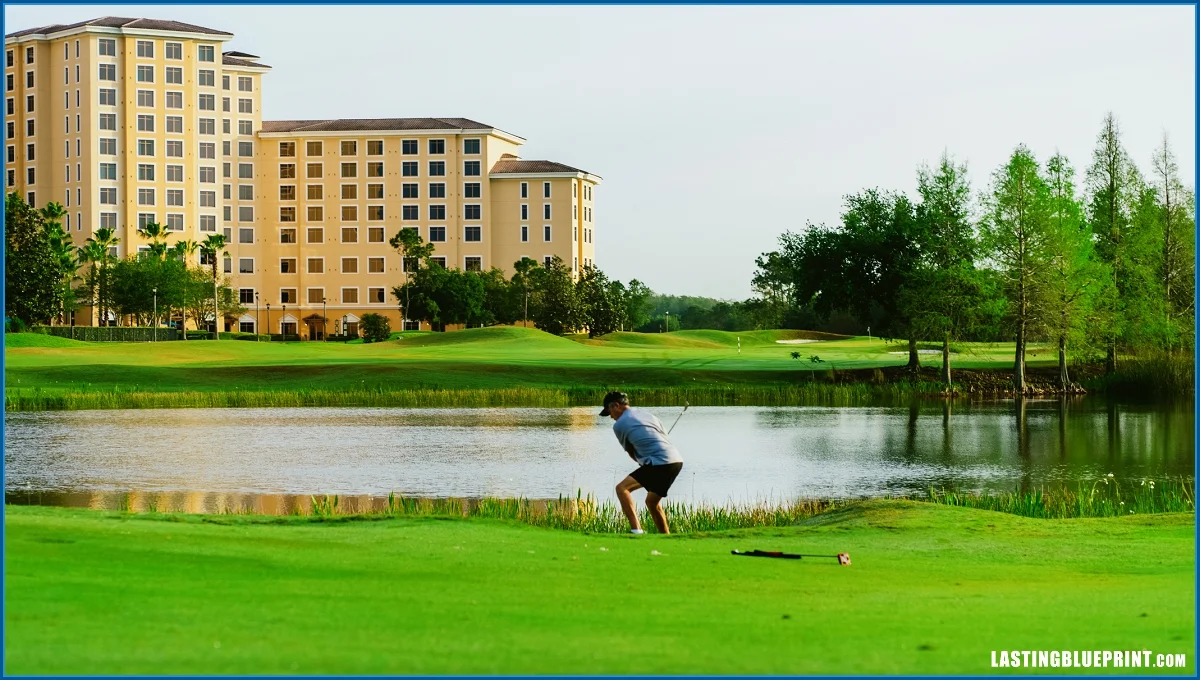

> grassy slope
[5,326,1048,395]
[5,501,1193,675]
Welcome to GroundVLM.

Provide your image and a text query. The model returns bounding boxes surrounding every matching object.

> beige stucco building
[5,17,600,336]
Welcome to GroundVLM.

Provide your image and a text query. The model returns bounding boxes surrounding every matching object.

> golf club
[731,549,852,566]
[667,401,690,435]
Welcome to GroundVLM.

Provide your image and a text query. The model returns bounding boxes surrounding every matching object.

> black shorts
[630,462,684,497]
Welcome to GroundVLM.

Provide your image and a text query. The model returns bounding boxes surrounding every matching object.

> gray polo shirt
[613,407,683,467]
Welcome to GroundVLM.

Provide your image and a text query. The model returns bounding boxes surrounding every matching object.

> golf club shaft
[667,401,690,435]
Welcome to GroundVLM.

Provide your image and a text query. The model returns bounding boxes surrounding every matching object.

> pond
[5,399,1193,511]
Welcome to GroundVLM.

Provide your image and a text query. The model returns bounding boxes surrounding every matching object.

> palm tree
[86,228,120,327]
[41,204,78,325]
[200,234,227,339]
[170,240,201,338]
[138,221,171,261]
[77,241,106,326]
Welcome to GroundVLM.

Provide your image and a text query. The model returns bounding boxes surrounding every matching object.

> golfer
[600,392,684,535]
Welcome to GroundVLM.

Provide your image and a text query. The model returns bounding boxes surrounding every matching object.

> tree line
[5,192,239,335]
[751,113,1194,389]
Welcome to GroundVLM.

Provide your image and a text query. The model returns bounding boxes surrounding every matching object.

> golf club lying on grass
[667,401,690,435]
[731,549,851,566]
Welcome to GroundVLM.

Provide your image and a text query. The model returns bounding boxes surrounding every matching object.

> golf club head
[837,553,851,566]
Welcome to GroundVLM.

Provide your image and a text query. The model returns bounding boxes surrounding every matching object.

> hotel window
[5,75,11,92]
[239,290,255,308]
[25,119,34,136]
[465,257,482,272]
[238,76,253,92]
[341,206,358,221]
[238,142,253,157]
[368,287,386,304]
[368,227,385,243]
[403,183,419,199]
[99,88,117,106]
[99,188,117,205]
[280,142,296,157]
[544,204,551,220]
[239,206,254,222]
[464,139,481,154]
[543,256,552,269]
[200,190,216,207]
[341,162,357,178]
[342,288,359,304]
[341,227,358,243]
[306,288,325,304]
[429,258,447,270]
[236,229,255,246]
[98,64,116,81]
[520,226,528,242]
[137,139,155,157]
[239,185,254,201]
[307,184,322,200]
[239,120,253,136]
[166,115,183,133]
[280,185,296,201]
[98,140,117,158]
[222,97,230,112]
[137,40,154,58]
[544,226,552,241]
[520,204,528,220]
[137,164,155,181]
[280,228,297,243]
[99,162,118,180]
[464,226,481,242]
[198,94,216,111]
[402,139,418,155]
[168,141,186,159]
[402,161,418,177]
[100,213,118,229]
[367,140,384,155]
[167,189,184,207]
[429,226,446,242]
[307,163,322,178]
[25,72,32,88]
[429,161,445,176]
[426,139,444,154]
[135,114,155,133]
[167,214,184,232]
[464,161,481,176]
[464,205,481,220]
[367,162,383,178]
[280,164,296,179]
[367,184,384,200]
[368,257,385,274]
[239,163,254,179]
[306,141,322,156]
[429,205,446,221]
[238,99,253,114]
[340,140,357,156]
[307,206,323,222]
[99,39,116,56]
[25,94,33,112]
[342,184,357,200]
[307,227,324,243]
[198,70,215,87]
[165,67,183,85]
[199,118,215,135]
[280,289,298,305]
[199,45,215,62]
[280,207,296,222]
[166,42,182,60]
[368,206,384,221]
[464,183,481,198]
[307,258,324,274]
[521,182,528,198]
[199,142,216,160]
[223,75,231,90]
[137,188,155,206]
[137,65,154,83]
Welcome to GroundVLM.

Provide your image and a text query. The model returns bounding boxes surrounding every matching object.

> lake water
[4,400,1193,510]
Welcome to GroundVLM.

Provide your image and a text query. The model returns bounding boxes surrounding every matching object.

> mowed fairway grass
[5,501,1193,675]
[5,326,1045,398]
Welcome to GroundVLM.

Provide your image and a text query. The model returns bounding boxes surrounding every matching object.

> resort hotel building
[4,17,600,335]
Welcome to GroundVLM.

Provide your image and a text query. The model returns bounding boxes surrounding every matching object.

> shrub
[30,325,179,342]
[360,314,391,343]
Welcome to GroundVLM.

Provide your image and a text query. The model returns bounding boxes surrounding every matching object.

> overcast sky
[7,5,1195,298]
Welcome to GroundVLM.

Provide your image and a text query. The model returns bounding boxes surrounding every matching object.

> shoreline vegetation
[9,478,1193,531]
[4,327,1192,412]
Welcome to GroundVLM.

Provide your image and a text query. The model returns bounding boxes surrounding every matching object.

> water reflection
[5,400,1193,506]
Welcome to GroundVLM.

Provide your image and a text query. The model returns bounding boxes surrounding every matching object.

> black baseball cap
[599,391,628,416]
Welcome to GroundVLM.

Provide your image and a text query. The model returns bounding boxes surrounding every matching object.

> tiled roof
[7,16,232,39]
[223,50,259,58]
[490,159,596,176]
[223,54,270,69]
[260,118,497,133]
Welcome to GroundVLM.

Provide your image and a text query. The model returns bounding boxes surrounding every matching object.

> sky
[5,5,1195,299]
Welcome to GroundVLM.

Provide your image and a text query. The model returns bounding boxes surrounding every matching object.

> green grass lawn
[6,326,1046,399]
[5,501,1193,674]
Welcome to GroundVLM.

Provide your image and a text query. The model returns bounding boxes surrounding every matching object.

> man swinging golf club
[601,391,684,535]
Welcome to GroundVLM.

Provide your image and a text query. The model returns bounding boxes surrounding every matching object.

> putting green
[5,501,1193,674]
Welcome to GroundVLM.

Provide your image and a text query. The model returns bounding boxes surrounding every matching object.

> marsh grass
[919,475,1194,519]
